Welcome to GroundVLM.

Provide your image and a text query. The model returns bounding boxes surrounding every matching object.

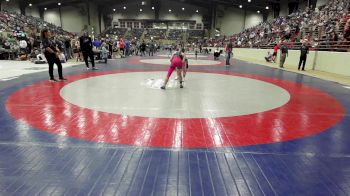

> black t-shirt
[42,38,57,56]
[140,43,146,51]
[79,36,93,52]
[65,40,71,49]
[300,45,309,56]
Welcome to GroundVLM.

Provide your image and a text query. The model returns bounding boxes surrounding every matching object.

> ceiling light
[142,1,145,5]
[182,7,185,11]
[248,0,251,2]
[257,10,260,13]
[152,6,154,10]
[196,10,199,13]
[265,6,269,10]
[140,9,143,12]
[239,5,243,8]
[123,6,126,10]
[113,8,116,11]
[58,2,61,6]
[169,9,172,12]
[29,3,32,6]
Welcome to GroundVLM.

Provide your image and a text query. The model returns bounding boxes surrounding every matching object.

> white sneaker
[86,67,90,70]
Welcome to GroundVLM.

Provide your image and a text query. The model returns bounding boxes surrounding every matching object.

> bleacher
[103,27,127,38]
[205,0,350,52]
[144,29,167,40]
[0,10,73,59]
[168,29,183,40]
[126,29,144,40]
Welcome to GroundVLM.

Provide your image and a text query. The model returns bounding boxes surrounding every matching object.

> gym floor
[0,53,350,195]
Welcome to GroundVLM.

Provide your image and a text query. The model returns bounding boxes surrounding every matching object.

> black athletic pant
[46,54,63,80]
[82,51,95,68]
[298,55,307,70]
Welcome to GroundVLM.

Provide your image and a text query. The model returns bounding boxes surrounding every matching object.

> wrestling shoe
[92,67,99,70]
[49,79,58,82]
[161,86,166,90]
[59,78,67,81]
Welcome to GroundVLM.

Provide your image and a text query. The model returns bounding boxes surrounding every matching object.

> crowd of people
[204,0,350,50]
[0,10,74,60]
[0,0,348,81]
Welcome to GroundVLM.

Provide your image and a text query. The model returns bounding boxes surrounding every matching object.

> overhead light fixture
[152,6,154,10]
[257,10,260,13]
[6,0,9,2]
[196,9,199,13]
[182,7,185,11]
[44,7,47,10]
[113,8,116,11]
[123,6,126,10]
[248,0,251,2]
[142,1,145,5]
[265,6,269,10]
[239,5,243,8]
[140,9,143,12]
[29,3,32,6]
[58,2,61,6]
[169,9,172,12]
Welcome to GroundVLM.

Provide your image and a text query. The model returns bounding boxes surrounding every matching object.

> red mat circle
[6,70,344,148]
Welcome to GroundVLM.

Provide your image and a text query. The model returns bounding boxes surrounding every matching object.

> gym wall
[217,6,263,35]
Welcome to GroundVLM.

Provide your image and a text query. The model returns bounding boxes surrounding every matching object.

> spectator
[140,41,146,56]
[298,41,309,71]
[100,43,109,64]
[225,41,233,65]
[272,44,279,63]
[64,37,72,60]
[279,42,288,68]
[119,38,125,57]
[41,29,66,82]
[80,32,97,70]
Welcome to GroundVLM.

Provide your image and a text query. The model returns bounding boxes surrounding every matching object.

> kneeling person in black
[41,29,66,82]
[80,32,97,70]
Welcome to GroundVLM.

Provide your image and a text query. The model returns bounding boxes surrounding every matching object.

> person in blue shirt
[125,39,130,56]
[92,38,102,48]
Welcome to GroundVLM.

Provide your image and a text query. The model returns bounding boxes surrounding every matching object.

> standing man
[149,41,155,56]
[279,42,288,68]
[125,39,130,57]
[225,41,233,65]
[298,41,309,71]
[64,37,72,60]
[119,39,125,58]
[80,32,97,70]
[140,41,146,56]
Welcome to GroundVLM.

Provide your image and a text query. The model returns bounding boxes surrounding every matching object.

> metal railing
[251,41,350,52]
